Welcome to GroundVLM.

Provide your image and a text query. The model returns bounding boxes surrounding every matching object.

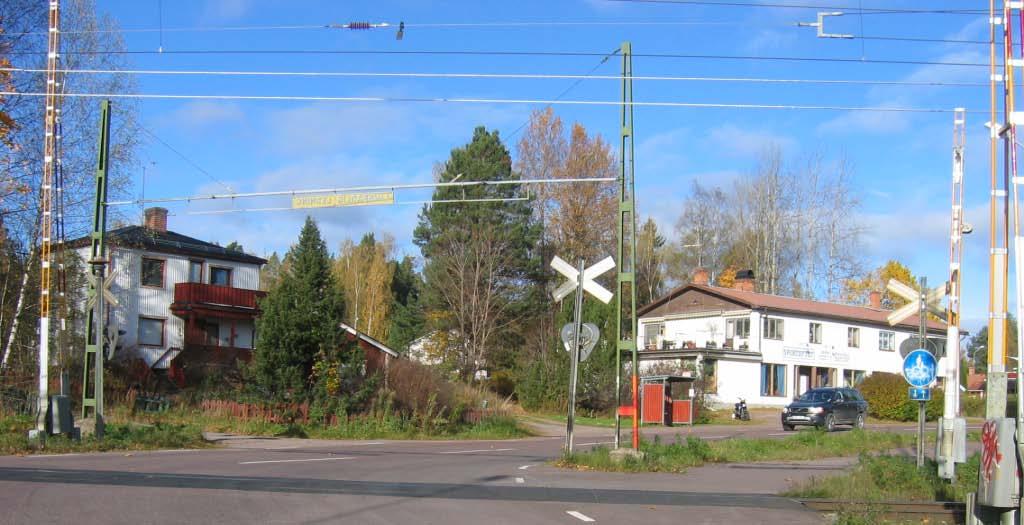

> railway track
[799,499,965,523]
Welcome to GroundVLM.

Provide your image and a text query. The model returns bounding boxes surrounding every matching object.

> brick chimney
[733,269,755,292]
[691,267,710,286]
[868,290,882,309]
[144,207,168,233]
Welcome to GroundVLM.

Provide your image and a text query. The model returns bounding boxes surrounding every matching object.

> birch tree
[334,233,394,341]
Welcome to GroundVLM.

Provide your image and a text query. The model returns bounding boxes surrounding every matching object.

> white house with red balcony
[69,207,266,384]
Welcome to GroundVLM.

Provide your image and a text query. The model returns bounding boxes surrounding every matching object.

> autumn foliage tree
[843,259,919,309]
[334,233,394,341]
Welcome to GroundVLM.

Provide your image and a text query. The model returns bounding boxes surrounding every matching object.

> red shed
[339,322,399,376]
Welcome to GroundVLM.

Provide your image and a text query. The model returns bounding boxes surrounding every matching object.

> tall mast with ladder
[940,108,965,481]
[35,0,61,435]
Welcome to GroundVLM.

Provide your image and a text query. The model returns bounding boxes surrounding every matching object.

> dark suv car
[781,387,868,432]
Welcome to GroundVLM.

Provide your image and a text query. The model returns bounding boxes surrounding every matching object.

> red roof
[639,283,947,334]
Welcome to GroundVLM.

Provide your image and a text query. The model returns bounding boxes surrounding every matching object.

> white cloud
[743,29,798,54]
[705,124,796,158]
[200,0,252,22]
[163,101,245,131]
[262,101,521,156]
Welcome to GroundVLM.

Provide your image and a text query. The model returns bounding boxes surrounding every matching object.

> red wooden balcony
[171,283,266,319]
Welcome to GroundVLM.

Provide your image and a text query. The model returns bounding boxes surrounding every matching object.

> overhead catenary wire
[603,0,986,15]
[505,48,619,139]
[3,48,997,67]
[5,19,993,46]
[0,91,985,114]
[0,67,989,87]
[183,196,533,215]
[104,177,618,207]
[5,20,749,36]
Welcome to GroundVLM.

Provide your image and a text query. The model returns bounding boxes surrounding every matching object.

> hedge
[858,372,942,422]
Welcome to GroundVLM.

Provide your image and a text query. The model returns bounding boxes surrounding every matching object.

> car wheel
[855,413,865,430]
[823,414,836,432]
[783,424,795,431]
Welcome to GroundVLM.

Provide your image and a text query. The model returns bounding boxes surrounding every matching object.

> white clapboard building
[69,207,266,383]
[637,269,947,407]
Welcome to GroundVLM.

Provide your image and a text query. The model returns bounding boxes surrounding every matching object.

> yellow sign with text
[292,192,395,209]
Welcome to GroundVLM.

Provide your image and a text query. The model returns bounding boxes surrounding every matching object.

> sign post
[888,277,956,472]
[552,256,614,455]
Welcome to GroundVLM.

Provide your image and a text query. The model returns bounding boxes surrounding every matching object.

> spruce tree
[387,255,424,351]
[248,217,346,400]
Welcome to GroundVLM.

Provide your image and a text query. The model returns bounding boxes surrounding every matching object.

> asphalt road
[0,418,952,525]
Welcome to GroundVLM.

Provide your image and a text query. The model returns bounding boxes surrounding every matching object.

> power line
[137,126,234,192]
[4,48,995,67]
[2,91,981,114]
[604,0,987,15]
[0,66,988,87]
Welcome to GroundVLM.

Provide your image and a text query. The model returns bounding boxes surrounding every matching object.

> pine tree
[414,126,542,377]
[248,217,346,400]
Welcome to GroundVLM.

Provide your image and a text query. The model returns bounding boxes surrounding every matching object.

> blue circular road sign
[902,349,937,388]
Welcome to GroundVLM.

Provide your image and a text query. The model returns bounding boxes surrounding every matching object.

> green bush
[858,372,942,422]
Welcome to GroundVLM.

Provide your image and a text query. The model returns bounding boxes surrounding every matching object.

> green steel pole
[615,42,639,450]
[81,100,111,438]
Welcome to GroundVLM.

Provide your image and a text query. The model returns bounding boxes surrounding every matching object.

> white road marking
[239,456,355,465]
[566,510,596,522]
[518,465,532,470]
[268,441,383,451]
[438,448,516,455]
[702,435,728,440]
[767,432,791,436]
[577,441,614,446]
[515,477,525,484]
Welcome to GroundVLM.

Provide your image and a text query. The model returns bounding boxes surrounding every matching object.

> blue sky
[94,0,994,332]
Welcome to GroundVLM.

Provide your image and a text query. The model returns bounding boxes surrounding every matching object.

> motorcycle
[733,398,751,421]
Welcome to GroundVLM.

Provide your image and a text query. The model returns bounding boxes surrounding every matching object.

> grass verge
[1,407,530,456]
[782,453,981,524]
[559,429,916,473]
[125,407,532,441]
[1,414,208,456]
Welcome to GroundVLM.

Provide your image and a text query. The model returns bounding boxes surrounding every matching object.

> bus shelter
[640,375,697,426]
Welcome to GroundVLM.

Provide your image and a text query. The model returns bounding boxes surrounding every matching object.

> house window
[189,260,203,283]
[138,317,165,347]
[761,363,786,397]
[763,318,784,340]
[844,369,866,387]
[848,327,860,348]
[809,322,822,344]
[879,331,895,351]
[141,258,165,288]
[210,267,232,286]
[644,322,664,349]
[727,318,750,338]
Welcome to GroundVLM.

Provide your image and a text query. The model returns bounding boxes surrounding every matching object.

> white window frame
[809,322,823,344]
[727,318,751,338]
[879,331,895,352]
[763,317,784,340]
[848,327,860,348]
